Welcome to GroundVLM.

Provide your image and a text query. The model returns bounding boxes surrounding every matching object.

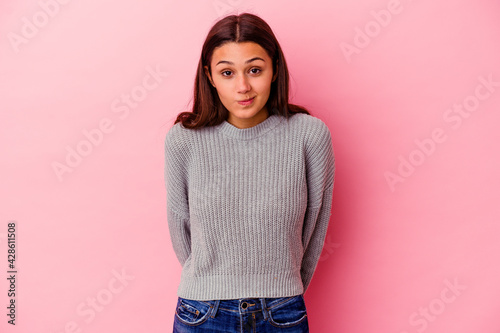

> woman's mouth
[238,97,255,106]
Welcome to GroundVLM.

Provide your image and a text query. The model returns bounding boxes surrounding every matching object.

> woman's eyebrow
[215,57,265,66]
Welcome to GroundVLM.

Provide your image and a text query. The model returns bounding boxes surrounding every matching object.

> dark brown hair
[174,12,310,129]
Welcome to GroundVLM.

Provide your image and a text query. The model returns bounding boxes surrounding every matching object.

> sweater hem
[177,270,304,301]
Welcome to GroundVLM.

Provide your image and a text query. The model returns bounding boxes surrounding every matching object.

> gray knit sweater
[164,110,335,301]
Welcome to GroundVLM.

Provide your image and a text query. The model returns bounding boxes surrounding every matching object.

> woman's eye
[220,68,261,77]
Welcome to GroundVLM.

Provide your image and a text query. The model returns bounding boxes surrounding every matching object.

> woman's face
[204,41,277,129]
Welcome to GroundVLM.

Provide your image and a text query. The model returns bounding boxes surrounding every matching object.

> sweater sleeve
[301,119,335,293]
[164,124,191,267]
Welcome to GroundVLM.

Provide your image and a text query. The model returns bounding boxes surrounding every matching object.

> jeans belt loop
[210,300,220,318]
[259,298,268,320]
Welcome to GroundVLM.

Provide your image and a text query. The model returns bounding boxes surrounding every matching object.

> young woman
[164,12,335,332]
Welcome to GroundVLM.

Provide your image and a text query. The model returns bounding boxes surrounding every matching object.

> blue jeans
[173,294,309,332]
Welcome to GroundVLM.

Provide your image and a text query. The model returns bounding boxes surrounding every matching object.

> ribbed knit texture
[164,109,335,301]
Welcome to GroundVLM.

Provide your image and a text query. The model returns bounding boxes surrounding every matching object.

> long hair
[174,12,310,128]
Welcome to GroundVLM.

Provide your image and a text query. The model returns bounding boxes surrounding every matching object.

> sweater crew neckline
[217,109,283,140]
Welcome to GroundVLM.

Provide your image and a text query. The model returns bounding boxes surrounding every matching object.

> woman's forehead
[211,42,270,65]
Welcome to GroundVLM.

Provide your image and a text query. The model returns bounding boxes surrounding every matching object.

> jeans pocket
[267,294,308,328]
[175,297,212,326]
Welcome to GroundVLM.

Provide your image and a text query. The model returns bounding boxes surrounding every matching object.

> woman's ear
[272,61,278,82]
[204,65,215,87]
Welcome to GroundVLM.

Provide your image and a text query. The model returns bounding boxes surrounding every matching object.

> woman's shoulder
[286,113,333,154]
[288,112,331,134]
[164,120,193,151]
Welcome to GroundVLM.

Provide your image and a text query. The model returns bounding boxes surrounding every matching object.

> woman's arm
[164,125,191,267]
[300,119,336,293]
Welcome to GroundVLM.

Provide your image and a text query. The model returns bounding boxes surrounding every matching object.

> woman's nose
[236,74,251,93]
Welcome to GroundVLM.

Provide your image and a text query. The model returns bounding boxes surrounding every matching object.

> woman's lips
[238,97,255,106]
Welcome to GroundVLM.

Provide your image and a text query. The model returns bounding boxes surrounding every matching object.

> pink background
[1,0,500,332]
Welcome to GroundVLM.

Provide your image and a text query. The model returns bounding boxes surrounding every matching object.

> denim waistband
[201,295,303,320]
